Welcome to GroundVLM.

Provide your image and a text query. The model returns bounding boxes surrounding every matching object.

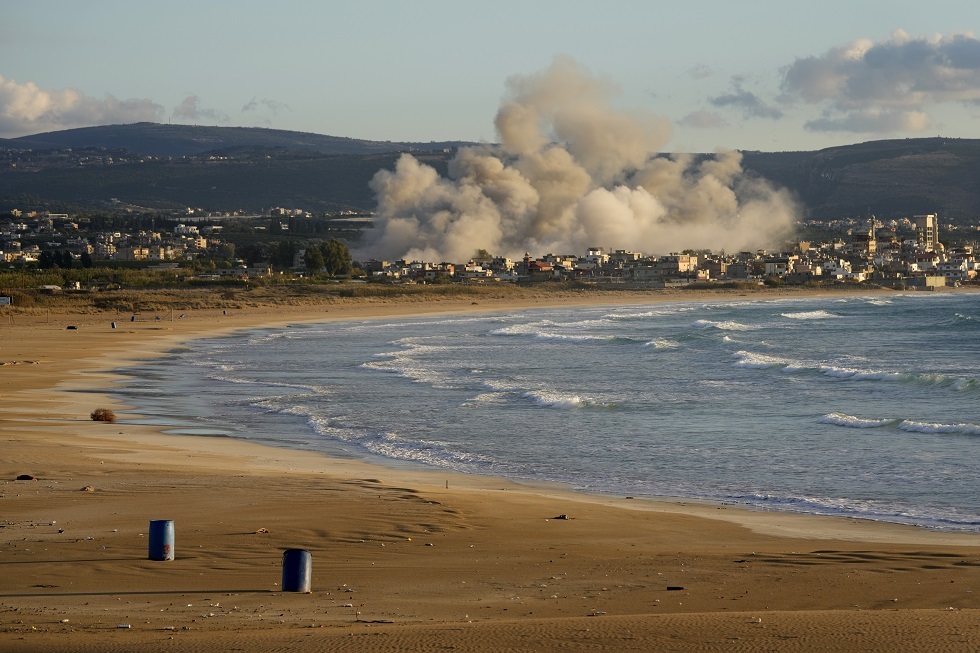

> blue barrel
[281,549,312,592]
[148,519,175,560]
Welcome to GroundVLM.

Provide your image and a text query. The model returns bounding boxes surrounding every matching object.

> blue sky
[3,0,980,152]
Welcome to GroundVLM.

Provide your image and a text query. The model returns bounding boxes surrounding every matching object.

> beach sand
[2,290,979,651]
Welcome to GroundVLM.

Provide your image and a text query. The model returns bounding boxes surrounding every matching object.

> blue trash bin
[281,549,312,592]
[148,519,174,561]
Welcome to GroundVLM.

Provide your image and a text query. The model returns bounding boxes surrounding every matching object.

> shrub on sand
[90,408,116,423]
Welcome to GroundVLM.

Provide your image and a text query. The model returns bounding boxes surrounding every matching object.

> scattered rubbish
[163,626,175,631]
[551,514,570,520]
[66,326,77,330]
[254,528,270,534]
[80,486,95,492]
[666,586,685,591]
[116,624,131,629]
[425,543,434,547]
[588,611,607,616]
[625,496,634,499]
[60,619,69,623]
[15,474,37,481]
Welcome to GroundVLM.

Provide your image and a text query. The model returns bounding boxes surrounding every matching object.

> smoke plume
[366,57,797,262]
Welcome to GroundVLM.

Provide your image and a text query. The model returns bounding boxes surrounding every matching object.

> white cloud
[171,95,228,123]
[781,30,980,133]
[0,75,162,137]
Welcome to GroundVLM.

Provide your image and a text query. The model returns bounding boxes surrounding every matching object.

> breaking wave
[819,412,897,428]
[692,319,760,331]
[781,310,840,320]
[732,351,978,389]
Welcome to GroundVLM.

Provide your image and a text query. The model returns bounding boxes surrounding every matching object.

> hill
[740,137,980,222]
[2,124,979,222]
[0,122,470,157]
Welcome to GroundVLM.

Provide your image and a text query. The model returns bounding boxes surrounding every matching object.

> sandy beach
[2,289,979,652]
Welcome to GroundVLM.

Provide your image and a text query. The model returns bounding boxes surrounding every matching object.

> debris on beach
[550,514,571,520]
[254,527,270,534]
[79,486,95,492]
[15,474,37,481]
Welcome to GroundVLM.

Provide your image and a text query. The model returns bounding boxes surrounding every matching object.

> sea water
[114,292,980,532]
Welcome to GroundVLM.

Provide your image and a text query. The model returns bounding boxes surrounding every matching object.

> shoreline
[106,287,980,543]
[3,287,979,651]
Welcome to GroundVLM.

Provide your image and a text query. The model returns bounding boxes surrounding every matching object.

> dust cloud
[365,57,797,262]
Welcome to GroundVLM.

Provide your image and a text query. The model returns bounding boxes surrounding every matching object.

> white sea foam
[692,319,759,331]
[606,307,695,320]
[899,420,980,436]
[815,363,904,381]
[731,350,792,368]
[643,338,679,349]
[490,320,617,342]
[781,310,840,320]
[733,351,907,382]
[523,390,584,409]
[819,412,896,428]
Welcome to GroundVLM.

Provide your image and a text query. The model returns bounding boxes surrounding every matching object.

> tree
[80,251,94,268]
[320,238,352,275]
[274,240,297,268]
[473,248,493,262]
[304,246,325,272]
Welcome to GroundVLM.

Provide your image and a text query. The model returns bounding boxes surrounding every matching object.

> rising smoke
[365,57,797,263]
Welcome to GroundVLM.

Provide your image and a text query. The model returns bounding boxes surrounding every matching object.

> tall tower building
[913,213,940,251]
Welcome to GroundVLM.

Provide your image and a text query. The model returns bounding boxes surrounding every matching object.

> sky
[3,0,980,152]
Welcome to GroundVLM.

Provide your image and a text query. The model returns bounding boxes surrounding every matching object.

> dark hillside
[741,137,980,221]
[0,151,452,213]
[1,123,471,158]
[3,124,980,222]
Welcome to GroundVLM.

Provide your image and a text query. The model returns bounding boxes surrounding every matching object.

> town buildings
[1,209,978,289]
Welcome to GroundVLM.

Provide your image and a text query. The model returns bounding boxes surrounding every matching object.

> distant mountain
[2,124,979,222]
[740,137,980,222]
[0,122,473,158]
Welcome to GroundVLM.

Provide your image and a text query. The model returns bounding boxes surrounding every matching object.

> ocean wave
[818,412,897,428]
[692,319,760,331]
[781,310,840,320]
[643,338,679,349]
[733,493,980,531]
[606,307,695,320]
[818,413,980,436]
[490,321,624,343]
[731,350,793,369]
[899,420,980,436]
[306,415,498,471]
[730,350,960,385]
[523,389,584,409]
